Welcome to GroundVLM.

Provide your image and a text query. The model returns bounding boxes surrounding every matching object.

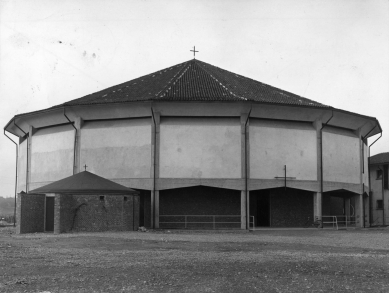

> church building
[4,59,382,231]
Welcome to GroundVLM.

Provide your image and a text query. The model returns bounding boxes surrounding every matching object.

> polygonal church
[4,59,381,233]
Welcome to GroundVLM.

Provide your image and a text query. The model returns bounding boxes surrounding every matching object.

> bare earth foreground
[1,228,389,293]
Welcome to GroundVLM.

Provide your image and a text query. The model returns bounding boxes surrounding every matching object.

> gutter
[320,111,334,225]
[63,108,77,174]
[14,120,26,136]
[3,130,18,227]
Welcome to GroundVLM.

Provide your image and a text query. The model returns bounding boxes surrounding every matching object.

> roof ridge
[195,60,248,101]
[155,60,192,98]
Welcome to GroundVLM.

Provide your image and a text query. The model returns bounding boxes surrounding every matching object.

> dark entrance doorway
[45,197,54,232]
[256,191,270,227]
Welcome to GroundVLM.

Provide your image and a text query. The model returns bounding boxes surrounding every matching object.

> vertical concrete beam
[241,113,249,230]
[74,117,83,174]
[155,191,160,229]
[355,193,364,227]
[54,194,60,234]
[16,193,22,234]
[313,120,323,223]
[313,192,322,220]
[313,120,322,184]
[150,116,155,229]
[241,190,246,229]
[26,125,35,192]
[151,112,160,229]
[356,127,365,227]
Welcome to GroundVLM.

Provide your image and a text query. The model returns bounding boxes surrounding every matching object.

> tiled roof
[57,59,328,108]
[370,152,389,165]
[28,171,139,194]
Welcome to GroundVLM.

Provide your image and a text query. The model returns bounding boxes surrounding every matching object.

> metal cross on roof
[84,164,88,171]
[190,46,199,59]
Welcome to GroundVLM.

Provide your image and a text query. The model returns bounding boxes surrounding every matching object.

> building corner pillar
[74,117,83,174]
[54,194,61,234]
[313,192,322,221]
[151,111,160,229]
[16,193,22,234]
[355,193,364,228]
[241,190,247,229]
[155,191,160,229]
[26,125,35,192]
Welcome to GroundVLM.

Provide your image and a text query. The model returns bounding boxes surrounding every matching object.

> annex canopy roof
[28,171,139,195]
[370,152,389,165]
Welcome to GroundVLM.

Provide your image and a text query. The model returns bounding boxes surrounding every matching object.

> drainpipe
[320,110,334,225]
[4,130,18,227]
[368,131,382,226]
[63,108,77,174]
[151,108,156,229]
[244,106,252,230]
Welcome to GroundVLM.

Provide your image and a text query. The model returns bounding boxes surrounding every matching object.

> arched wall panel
[80,118,151,179]
[159,117,241,178]
[30,125,74,184]
[249,119,317,181]
[323,128,360,184]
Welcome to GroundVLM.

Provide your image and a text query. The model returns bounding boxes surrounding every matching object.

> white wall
[30,125,74,183]
[323,128,360,184]
[80,118,151,179]
[159,117,241,178]
[250,119,317,180]
[17,139,27,192]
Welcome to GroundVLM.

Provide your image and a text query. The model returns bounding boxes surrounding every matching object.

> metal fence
[159,215,241,229]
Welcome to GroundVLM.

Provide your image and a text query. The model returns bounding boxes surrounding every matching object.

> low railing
[159,215,241,229]
[249,216,255,231]
[321,215,356,230]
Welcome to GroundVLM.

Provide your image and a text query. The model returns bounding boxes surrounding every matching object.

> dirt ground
[1,227,389,293]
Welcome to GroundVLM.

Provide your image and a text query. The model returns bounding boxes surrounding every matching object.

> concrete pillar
[313,120,322,183]
[16,193,22,234]
[313,192,322,220]
[74,117,83,174]
[150,111,160,229]
[241,112,250,230]
[26,125,35,192]
[54,194,60,234]
[150,190,155,229]
[241,190,246,229]
[355,194,364,227]
[155,191,160,229]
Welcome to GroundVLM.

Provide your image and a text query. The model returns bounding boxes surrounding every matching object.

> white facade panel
[159,118,241,178]
[250,119,317,181]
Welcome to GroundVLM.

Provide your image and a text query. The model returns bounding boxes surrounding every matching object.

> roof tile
[54,59,328,108]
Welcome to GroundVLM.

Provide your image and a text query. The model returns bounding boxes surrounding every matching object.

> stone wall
[54,194,75,234]
[16,193,45,234]
[269,188,314,227]
[159,186,241,229]
[71,194,139,232]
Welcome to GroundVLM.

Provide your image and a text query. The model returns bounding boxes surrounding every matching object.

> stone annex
[3,59,382,233]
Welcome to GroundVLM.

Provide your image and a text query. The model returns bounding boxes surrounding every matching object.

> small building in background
[369,152,389,226]
[17,171,140,234]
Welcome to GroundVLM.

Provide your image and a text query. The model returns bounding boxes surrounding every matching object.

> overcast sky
[0,0,388,198]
